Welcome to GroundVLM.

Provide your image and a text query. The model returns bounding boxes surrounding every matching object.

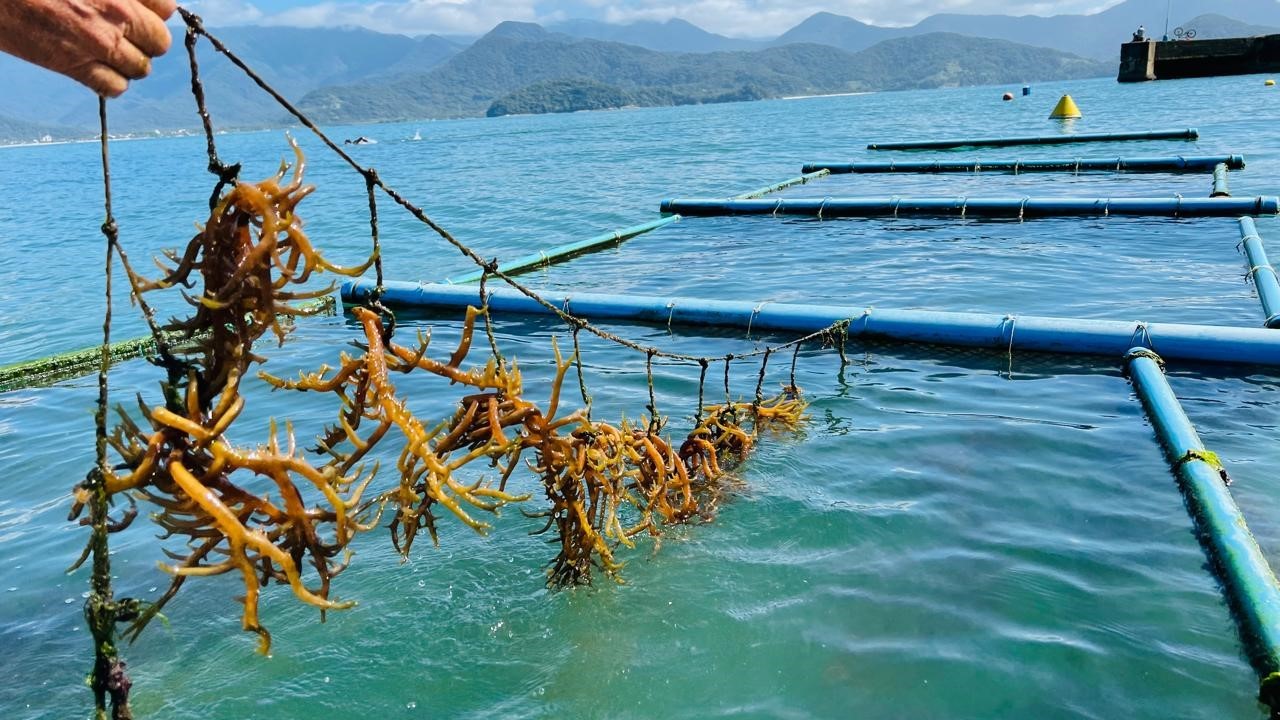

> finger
[70,62,130,98]
[105,35,152,80]
[136,0,179,21]
[124,2,174,57]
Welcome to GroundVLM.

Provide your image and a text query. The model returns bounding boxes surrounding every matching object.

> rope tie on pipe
[1245,264,1280,284]
[1173,448,1232,485]
[817,196,830,220]
[772,199,783,218]
[666,302,677,333]
[1013,159,1020,175]
[1235,233,1262,253]
[999,314,1017,375]
[1129,322,1155,352]
[1176,154,1186,168]
[1174,193,1183,219]
[1115,158,1122,172]
[1104,198,1111,218]
[1074,159,1081,175]
[960,197,968,220]
[892,196,901,219]
[973,160,981,173]
[1018,196,1029,221]
[746,302,765,338]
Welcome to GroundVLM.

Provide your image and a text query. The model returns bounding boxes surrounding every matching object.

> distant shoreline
[780,91,874,100]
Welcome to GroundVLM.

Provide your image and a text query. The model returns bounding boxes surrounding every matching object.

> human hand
[0,0,177,97]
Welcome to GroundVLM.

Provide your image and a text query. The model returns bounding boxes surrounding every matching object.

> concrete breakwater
[1119,35,1280,82]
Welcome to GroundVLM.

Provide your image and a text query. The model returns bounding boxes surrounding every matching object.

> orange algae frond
[76,139,812,655]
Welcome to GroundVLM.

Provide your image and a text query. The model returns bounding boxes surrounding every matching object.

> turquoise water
[3,74,1280,718]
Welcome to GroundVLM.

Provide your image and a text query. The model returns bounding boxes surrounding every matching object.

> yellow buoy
[1049,94,1082,119]
[1267,79,1276,86]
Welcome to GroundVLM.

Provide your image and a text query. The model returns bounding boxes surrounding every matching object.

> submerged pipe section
[1238,217,1280,328]
[658,196,1280,219]
[732,169,831,199]
[445,216,680,285]
[343,282,1280,367]
[802,155,1244,175]
[1212,163,1231,198]
[866,128,1199,150]
[1125,348,1280,710]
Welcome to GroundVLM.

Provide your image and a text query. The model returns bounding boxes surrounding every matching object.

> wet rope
[82,97,134,720]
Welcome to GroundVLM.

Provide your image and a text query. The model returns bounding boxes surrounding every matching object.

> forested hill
[0,114,85,144]
[299,26,1109,123]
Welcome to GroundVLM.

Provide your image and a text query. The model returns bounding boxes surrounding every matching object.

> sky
[183,0,1125,38]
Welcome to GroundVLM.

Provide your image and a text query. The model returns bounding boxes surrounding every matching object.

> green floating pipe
[658,196,1279,219]
[1238,217,1280,328]
[446,216,680,285]
[1125,348,1280,711]
[867,128,1199,150]
[1212,163,1231,198]
[342,281,1280,367]
[0,295,337,393]
[802,155,1244,175]
[732,169,831,200]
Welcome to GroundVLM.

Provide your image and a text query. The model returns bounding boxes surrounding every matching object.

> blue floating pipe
[1212,163,1231,198]
[867,128,1199,150]
[801,155,1245,175]
[1125,348,1280,709]
[445,215,680,285]
[732,169,831,200]
[1238,217,1280,328]
[342,282,1280,367]
[658,196,1279,219]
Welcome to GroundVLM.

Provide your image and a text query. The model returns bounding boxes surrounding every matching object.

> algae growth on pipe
[1212,163,1231,197]
[802,155,1244,175]
[866,128,1199,150]
[1125,349,1280,711]
[1238,217,1280,328]
[731,170,831,199]
[343,282,1280,367]
[658,196,1280,219]
[445,215,680,284]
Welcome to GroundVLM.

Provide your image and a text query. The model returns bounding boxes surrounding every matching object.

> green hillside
[300,27,1110,123]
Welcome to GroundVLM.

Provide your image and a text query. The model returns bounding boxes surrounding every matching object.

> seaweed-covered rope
[80,97,136,720]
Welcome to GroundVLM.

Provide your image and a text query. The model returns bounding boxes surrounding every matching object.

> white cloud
[184,0,266,23]
[260,0,540,34]
[190,0,1130,37]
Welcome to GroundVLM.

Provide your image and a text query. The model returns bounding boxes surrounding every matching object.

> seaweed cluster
[79,142,808,654]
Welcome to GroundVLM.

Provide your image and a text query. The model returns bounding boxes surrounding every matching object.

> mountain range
[296,24,1106,124]
[2,0,1277,141]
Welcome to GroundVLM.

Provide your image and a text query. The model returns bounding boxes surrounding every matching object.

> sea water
[2,74,1280,718]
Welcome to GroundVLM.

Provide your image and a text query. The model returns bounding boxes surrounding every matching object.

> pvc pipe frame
[1238,217,1280,328]
[445,215,680,284]
[342,282,1280,367]
[1212,163,1231,198]
[802,155,1245,175]
[658,196,1280,219]
[867,128,1199,150]
[733,169,831,199]
[1126,349,1280,710]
